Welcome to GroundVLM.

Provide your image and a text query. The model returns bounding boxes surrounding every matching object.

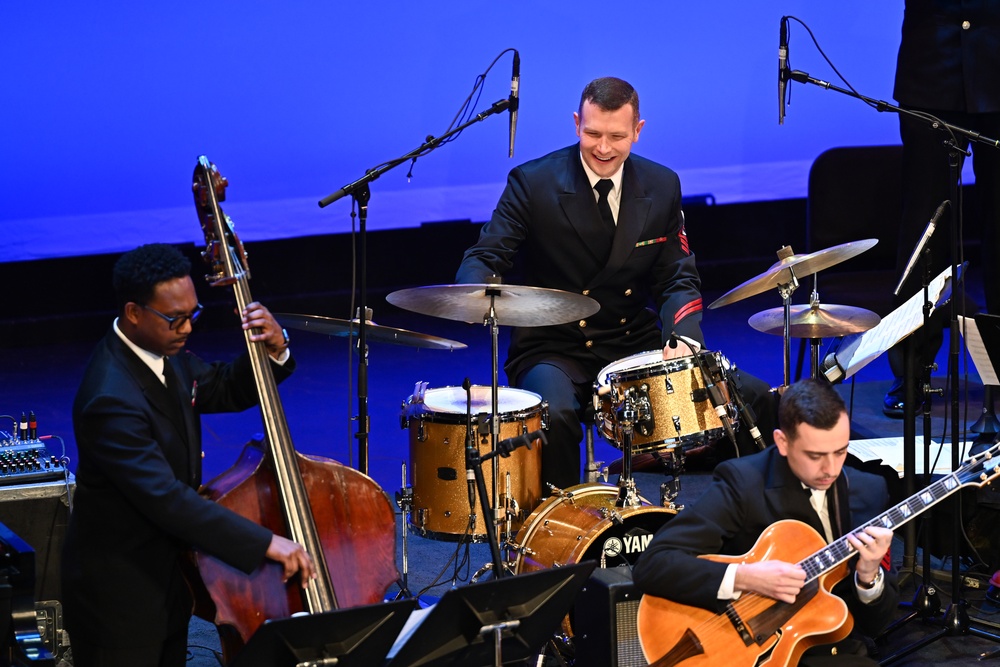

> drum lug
[664,376,674,394]
[672,414,682,435]
[417,420,426,442]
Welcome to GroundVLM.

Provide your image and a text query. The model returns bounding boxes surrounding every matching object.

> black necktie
[594,179,616,235]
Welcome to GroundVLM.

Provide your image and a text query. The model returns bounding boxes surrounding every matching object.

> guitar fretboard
[799,447,998,583]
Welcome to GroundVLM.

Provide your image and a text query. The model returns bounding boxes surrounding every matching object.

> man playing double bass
[62,243,315,667]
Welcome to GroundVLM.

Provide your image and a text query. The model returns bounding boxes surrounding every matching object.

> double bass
[186,156,398,661]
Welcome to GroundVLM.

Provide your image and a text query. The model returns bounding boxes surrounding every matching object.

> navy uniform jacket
[63,329,293,646]
[457,144,703,383]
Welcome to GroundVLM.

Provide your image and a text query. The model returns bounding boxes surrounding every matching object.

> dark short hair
[579,77,640,126]
[112,243,192,311]
[777,378,847,441]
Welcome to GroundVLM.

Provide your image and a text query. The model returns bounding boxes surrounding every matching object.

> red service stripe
[674,298,703,324]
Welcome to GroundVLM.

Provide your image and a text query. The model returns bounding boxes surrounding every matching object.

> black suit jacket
[633,447,899,646]
[456,144,703,383]
[894,0,1000,113]
[63,329,293,646]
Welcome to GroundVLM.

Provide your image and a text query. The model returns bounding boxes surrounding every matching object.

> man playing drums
[457,76,777,490]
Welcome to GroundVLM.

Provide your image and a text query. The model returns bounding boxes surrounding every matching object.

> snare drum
[511,483,676,574]
[595,350,733,453]
[402,385,546,541]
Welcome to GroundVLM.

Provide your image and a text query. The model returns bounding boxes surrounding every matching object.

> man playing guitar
[633,378,898,665]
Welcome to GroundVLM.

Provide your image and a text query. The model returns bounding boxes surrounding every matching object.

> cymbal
[274,314,467,350]
[386,283,601,327]
[748,303,881,338]
[708,239,878,309]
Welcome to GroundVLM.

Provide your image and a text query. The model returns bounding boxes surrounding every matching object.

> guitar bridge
[725,603,754,647]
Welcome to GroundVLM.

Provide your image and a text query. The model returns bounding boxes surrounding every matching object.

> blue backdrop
[3,2,945,262]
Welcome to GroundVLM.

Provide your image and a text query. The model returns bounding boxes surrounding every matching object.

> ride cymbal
[709,239,878,309]
[274,314,467,350]
[386,283,600,327]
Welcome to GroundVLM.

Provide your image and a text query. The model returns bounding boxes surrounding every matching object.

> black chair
[795,145,904,380]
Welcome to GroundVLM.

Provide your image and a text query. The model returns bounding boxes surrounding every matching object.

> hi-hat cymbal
[274,314,467,350]
[709,239,878,309]
[386,283,600,327]
[748,304,881,338]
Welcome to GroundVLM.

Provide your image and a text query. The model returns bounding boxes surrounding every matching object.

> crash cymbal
[386,283,600,327]
[708,239,878,309]
[748,303,881,338]
[274,314,467,350]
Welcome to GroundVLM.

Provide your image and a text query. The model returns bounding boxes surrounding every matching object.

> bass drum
[511,483,676,575]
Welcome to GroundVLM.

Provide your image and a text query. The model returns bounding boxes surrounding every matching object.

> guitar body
[637,520,852,667]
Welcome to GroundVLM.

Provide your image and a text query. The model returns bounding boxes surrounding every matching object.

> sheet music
[386,605,434,659]
[849,437,971,476]
[831,265,955,381]
[958,315,999,385]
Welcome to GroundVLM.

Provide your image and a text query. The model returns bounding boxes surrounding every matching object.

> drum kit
[275,238,883,587]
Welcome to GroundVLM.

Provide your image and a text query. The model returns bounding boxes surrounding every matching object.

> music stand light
[230,598,418,667]
[385,561,597,667]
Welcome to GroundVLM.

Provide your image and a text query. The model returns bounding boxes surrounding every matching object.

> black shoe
[882,393,905,419]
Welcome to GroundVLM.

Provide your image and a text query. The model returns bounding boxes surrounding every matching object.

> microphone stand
[316,95,514,474]
[786,67,1000,658]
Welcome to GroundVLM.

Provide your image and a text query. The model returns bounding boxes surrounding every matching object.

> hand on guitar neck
[733,525,891,604]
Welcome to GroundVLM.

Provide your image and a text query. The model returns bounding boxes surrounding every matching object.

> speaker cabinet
[572,566,647,667]
[0,476,74,604]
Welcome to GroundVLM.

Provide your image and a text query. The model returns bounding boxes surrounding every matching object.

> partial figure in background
[884,0,1000,417]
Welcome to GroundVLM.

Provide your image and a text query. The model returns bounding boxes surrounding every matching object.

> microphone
[463,378,476,509]
[894,200,950,296]
[508,51,520,158]
[691,354,738,449]
[778,16,788,125]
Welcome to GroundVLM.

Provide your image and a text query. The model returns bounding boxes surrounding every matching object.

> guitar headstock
[959,441,1000,488]
[192,156,249,287]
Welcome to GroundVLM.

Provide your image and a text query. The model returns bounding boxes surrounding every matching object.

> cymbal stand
[775,259,801,388]
[394,461,414,599]
[482,278,504,550]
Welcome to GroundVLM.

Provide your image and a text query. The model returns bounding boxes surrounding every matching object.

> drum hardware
[708,240,878,386]
[614,404,644,509]
[393,462,415,600]
[688,344,738,449]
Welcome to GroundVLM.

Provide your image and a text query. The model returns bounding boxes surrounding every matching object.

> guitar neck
[798,444,1000,584]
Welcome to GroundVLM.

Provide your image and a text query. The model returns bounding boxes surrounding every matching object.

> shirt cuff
[855,567,885,603]
[718,563,742,600]
[270,348,291,365]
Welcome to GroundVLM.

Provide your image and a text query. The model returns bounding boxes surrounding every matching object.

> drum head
[422,386,541,414]
[596,350,663,388]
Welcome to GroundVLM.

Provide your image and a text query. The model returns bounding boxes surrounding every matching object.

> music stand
[230,598,417,667]
[385,561,597,667]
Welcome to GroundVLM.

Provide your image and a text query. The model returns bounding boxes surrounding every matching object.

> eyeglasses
[141,303,204,330]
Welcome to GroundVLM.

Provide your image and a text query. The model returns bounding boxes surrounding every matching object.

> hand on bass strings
[240,301,290,359]
[734,560,807,604]
[266,534,316,587]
